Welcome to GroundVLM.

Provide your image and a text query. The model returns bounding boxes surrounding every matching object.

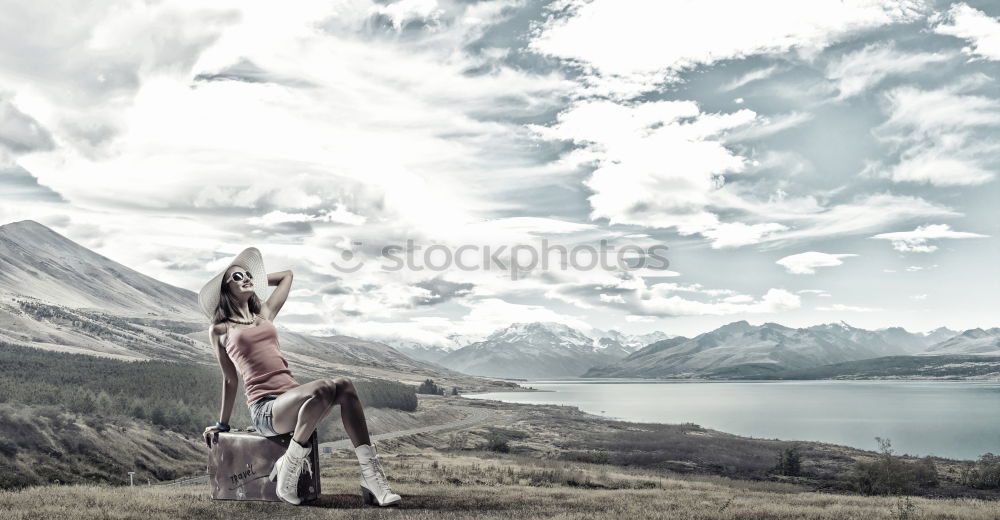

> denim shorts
[248,395,280,437]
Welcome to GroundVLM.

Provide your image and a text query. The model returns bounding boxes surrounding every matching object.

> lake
[464,379,1000,460]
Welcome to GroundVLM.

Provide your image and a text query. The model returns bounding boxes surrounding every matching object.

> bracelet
[215,422,231,432]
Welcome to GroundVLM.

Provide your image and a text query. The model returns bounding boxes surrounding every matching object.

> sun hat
[198,247,270,320]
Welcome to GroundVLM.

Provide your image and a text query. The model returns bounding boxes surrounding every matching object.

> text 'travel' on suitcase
[207,429,321,502]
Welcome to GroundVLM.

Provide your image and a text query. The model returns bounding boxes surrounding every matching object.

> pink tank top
[225,317,301,407]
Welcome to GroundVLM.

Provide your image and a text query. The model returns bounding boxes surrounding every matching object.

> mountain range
[584,320,999,379]
[388,324,669,373]
[395,316,999,380]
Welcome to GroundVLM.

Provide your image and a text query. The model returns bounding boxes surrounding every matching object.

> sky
[1,0,998,344]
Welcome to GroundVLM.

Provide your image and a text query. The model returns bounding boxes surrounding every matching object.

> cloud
[712,190,960,246]
[625,285,801,317]
[931,3,1000,61]
[412,276,474,306]
[531,85,957,249]
[0,2,237,153]
[871,223,988,252]
[529,0,928,97]
[776,252,857,274]
[0,96,55,153]
[247,207,367,227]
[701,222,789,249]
[0,160,65,203]
[528,98,759,239]
[193,58,317,88]
[816,303,883,312]
[720,65,783,92]
[824,41,953,99]
[869,76,1000,186]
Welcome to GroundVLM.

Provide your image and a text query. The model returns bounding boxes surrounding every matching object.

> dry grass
[2,449,998,520]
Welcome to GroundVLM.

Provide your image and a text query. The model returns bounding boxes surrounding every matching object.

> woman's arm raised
[262,270,293,321]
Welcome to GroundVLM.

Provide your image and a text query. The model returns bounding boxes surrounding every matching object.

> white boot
[268,439,312,505]
[355,442,401,507]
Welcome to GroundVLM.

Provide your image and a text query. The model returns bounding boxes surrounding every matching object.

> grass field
[2,448,998,520]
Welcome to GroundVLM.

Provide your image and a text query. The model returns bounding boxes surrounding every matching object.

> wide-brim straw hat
[198,247,270,320]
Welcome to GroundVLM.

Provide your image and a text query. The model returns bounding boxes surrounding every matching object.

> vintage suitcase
[207,429,321,502]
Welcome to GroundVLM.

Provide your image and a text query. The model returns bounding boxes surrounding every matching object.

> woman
[199,247,401,507]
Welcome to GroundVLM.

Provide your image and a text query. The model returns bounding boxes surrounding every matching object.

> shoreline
[457,381,996,462]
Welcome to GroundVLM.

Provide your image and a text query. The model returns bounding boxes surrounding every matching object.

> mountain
[392,325,669,373]
[0,220,459,381]
[923,326,959,345]
[874,326,937,354]
[0,220,201,318]
[386,340,453,363]
[590,328,672,355]
[436,321,631,379]
[921,328,1000,356]
[584,320,936,379]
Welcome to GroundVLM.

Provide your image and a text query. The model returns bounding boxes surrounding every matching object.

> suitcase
[207,429,321,502]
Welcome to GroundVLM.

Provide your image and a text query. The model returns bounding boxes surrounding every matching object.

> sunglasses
[225,270,254,284]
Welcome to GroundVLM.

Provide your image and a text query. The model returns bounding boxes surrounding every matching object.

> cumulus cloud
[625,286,801,317]
[931,3,1000,61]
[528,98,764,242]
[871,223,988,252]
[776,252,857,274]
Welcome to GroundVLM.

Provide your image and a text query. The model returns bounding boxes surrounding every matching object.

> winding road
[161,404,496,487]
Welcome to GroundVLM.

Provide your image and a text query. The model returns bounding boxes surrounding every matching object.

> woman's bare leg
[270,379,336,445]
[269,377,372,447]
[333,378,372,448]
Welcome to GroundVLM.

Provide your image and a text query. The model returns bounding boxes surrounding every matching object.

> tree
[417,379,442,395]
[775,445,802,476]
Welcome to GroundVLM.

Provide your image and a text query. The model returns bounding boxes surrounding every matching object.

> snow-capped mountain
[584,320,945,379]
[435,321,643,378]
[390,324,669,369]
[589,328,671,354]
[921,328,1000,355]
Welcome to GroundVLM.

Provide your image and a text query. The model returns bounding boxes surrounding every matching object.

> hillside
[760,355,1000,380]
[0,220,201,318]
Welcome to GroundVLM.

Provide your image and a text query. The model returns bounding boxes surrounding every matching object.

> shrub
[448,431,468,450]
[911,457,939,488]
[960,453,1000,489]
[485,432,510,453]
[850,438,937,495]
